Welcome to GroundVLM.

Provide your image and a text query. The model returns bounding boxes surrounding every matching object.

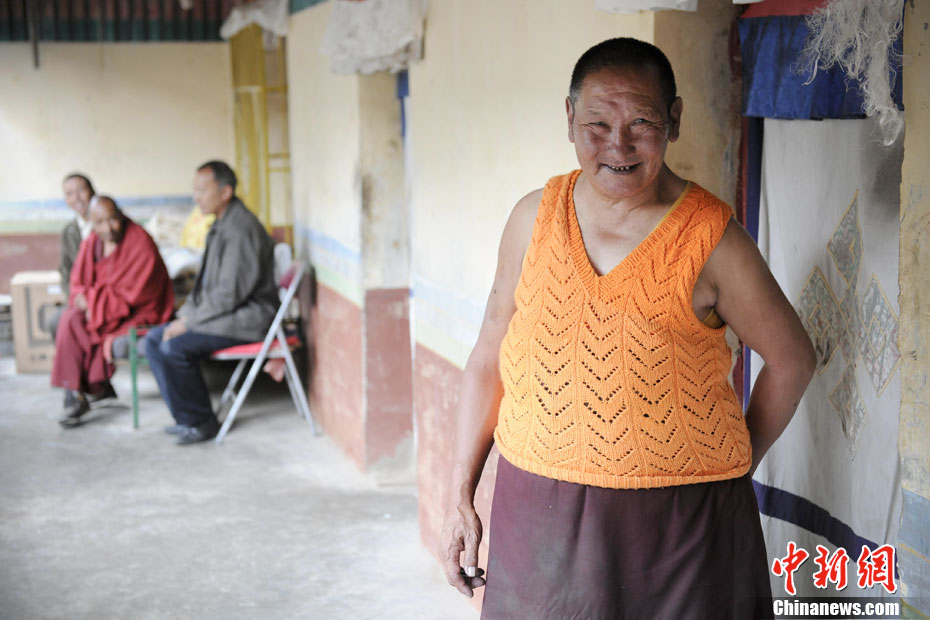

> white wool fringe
[801,0,905,145]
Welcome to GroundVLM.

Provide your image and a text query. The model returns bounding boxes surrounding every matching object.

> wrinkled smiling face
[567,65,681,202]
[89,200,124,244]
[63,177,93,219]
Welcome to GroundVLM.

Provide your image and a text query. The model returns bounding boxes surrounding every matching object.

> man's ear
[221,184,234,202]
[566,97,576,143]
[668,97,683,143]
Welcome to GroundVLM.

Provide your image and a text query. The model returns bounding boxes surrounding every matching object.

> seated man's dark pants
[144,324,248,428]
[51,307,111,396]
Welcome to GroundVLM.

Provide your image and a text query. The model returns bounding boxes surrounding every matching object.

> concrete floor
[0,356,478,620]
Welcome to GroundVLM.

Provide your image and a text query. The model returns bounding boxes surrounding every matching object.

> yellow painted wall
[897,9,930,613]
[899,0,930,503]
[0,43,233,202]
[897,1,930,610]
[287,0,362,272]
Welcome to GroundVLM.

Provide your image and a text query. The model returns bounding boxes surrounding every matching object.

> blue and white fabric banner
[751,117,902,597]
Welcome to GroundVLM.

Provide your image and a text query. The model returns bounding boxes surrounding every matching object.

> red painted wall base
[0,234,60,294]
[414,343,498,609]
[299,273,413,471]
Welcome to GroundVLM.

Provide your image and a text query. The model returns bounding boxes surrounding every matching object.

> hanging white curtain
[752,117,902,597]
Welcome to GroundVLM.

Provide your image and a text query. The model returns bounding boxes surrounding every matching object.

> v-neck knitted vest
[494,170,751,489]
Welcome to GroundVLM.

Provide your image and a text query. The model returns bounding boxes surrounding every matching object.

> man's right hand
[434,191,537,600]
[439,501,486,597]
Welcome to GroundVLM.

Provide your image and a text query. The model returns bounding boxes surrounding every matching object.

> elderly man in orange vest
[439,38,816,620]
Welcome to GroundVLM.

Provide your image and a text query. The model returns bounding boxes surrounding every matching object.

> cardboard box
[11,271,65,373]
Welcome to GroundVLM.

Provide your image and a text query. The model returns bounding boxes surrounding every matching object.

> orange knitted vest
[494,170,751,489]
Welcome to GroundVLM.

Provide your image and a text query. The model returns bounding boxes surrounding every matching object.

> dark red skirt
[481,457,773,620]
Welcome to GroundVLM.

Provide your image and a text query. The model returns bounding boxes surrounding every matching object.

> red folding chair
[211,261,317,444]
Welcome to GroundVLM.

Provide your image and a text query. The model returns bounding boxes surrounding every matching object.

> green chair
[127,325,148,430]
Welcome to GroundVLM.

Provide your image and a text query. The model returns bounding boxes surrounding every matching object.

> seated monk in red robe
[51,195,174,427]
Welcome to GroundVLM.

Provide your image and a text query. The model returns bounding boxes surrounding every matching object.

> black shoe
[175,420,219,445]
[59,399,90,428]
[63,390,79,408]
[88,383,117,404]
[163,424,189,436]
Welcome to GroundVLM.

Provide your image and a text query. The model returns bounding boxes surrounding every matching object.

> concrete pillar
[287,2,412,477]
[359,72,414,476]
[897,1,930,615]
[303,69,413,477]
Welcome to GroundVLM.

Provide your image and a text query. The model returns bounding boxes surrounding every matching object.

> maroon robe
[50,220,174,393]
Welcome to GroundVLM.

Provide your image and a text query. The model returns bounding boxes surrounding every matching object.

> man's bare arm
[439,189,540,597]
[706,219,816,475]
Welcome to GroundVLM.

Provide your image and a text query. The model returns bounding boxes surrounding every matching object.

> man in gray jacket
[145,161,277,445]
